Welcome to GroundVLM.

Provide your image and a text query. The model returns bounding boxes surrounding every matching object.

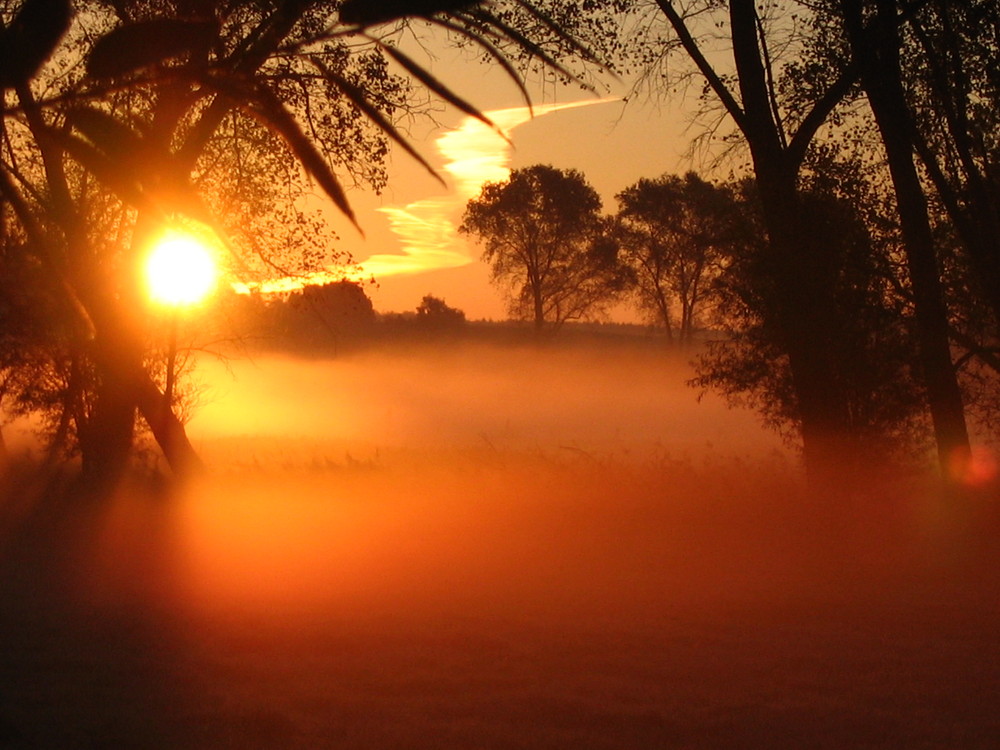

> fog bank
[188,341,785,466]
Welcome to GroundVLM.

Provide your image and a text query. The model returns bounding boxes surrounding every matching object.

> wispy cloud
[234,97,617,294]
[359,97,617,279]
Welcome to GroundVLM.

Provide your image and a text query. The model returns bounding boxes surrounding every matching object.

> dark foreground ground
[0,451,998,749]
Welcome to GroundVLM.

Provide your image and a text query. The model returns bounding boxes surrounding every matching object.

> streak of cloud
[359,97,618,279]
[233,97,617,294]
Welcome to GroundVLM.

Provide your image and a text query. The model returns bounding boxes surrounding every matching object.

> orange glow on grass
[145,231,218,307]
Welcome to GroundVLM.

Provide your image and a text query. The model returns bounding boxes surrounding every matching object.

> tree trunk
[730,0,857,478]
[651,0,864,477]
[653,284,673,342]
[81,338,204,488]
[137,373,205,479]
[754,166,857,477]
[843,0,970,474]
[78,235,204,489]
[80,336,140,491]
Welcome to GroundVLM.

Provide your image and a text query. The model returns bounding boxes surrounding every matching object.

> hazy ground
[1,339,998,748]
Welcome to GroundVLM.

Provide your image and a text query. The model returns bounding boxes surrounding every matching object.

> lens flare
[949,446,999,488]
[146,233,218,306]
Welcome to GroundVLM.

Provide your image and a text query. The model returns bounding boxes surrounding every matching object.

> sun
[145,232,218,307]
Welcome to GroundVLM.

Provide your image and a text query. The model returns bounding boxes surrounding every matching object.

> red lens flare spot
[949,446,998,488]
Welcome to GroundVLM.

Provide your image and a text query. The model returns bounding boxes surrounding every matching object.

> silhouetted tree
[839,0,970,470]
[250,281,375,354]
[885,0,1000,444]
[460,165,627,331]
[694,167,928,458]
[895,0,1000,340]
[416,295,466,329]
[480,1,869,476]
[0,0,580,487]
[1,0,412,482]
[616,172,741,345]
[461,0,1000,473]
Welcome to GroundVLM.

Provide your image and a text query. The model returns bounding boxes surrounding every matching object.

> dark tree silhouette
[873,0,1000,446]
[616,173,740,345]
[480,0,995,477]
[482,1,868,476]
[460,164,627,331]
[2,0,406,482]
[0,0,581,488]
[693,167,928,459]
[840,0,970,472]
[416,295,466,329]
[900,0,1000,337]
[227,280,379,353]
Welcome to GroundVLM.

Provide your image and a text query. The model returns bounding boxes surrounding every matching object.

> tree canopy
[615,172,741,345]
[460,164,627,331]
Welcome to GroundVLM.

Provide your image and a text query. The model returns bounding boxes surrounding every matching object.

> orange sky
[261,42,693,320]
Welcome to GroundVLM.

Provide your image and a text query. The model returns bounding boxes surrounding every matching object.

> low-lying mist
[69,338,986,625]
[107,339,792,619]
[3,338,998,748]
[188,339,784,464]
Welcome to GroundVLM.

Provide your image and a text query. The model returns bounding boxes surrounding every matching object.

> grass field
[1,341,998,748]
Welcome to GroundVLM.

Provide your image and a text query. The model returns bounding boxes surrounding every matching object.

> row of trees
[461,165,737,346]
[216,282,466,352]
[465,0,1000,480]
[459,161,945,461]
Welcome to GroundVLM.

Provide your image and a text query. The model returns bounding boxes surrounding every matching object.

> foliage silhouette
[840,0,970,470]
[416,294,466,329]
[477,0,1000,477]
[0,0,582,488]
[615,173,741,345]
[693,167,928,459]
[461,164,628,331]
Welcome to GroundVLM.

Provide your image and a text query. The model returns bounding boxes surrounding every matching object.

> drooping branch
[729,0,785,160]
[753,4,787,150]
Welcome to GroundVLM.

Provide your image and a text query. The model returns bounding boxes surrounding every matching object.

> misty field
[1,339,998,748]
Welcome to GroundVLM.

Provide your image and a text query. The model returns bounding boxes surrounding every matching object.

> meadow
[0,337,997,748]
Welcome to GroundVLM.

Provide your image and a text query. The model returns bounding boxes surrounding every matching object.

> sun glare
[145,233,218,307]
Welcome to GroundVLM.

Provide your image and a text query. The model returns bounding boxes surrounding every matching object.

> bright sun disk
[146,233,218,306]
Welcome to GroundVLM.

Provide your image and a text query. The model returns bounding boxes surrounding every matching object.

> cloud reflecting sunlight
[358,97,618,279]
[226,99,618,298]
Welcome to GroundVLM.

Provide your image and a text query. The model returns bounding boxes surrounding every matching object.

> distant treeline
[206,280,670,355]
